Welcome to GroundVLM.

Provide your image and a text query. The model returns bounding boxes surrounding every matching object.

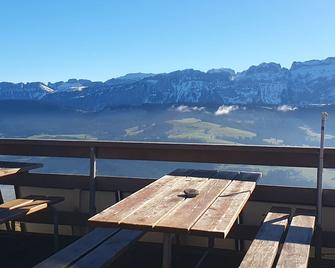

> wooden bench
[239,207,291,268]
[276,209,315,268]
[0,195,64,248]
[35,228,144,268]
[240,207,315,268]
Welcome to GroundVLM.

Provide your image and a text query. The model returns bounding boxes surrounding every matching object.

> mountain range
[1,57,335,111]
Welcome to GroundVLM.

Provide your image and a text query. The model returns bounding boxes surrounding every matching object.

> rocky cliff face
[1,57,335,111]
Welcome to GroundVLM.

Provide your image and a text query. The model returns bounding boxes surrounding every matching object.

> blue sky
[0,0,334,83]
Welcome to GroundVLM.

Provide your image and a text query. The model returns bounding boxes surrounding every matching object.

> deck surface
[89,169,260,238]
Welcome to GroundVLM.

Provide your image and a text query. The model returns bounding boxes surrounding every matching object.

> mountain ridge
[1,57,335,111]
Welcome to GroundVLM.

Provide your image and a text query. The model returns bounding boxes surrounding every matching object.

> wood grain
[89,172,192,227]
[0,138,331,168]
[35,228,119,268]
[276,209,315,268]
[0,198,35,209]
[0,195,64,224]
[0,161,42,177]
[239,207,291,268]
[154,178,232,232]
[69,229,144,268]
[90,169,258,239]
[120,173,209,229]
[191,179,256,237]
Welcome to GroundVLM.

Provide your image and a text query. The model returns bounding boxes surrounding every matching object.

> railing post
[89,146,97,216]
[316,112,328,262]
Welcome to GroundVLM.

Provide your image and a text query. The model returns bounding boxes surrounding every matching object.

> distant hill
[1,58,335,111]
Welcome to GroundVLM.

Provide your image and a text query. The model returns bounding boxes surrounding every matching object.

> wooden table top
[0,161,43,178]
[89,169,261,238]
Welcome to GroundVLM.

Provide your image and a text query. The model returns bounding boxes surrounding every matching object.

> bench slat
[239,207,291,268]
[0,198,35,209]
[35,228,119,268]
[69,229,144,268]
[0,196,64,224]
[276,209,315,268]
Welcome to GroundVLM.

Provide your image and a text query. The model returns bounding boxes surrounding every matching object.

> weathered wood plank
[35,228,119,268]
[154,178,232,232]
[239,207,291,268]
[0,198,34,209]
[191,178,256,237]
[276,209,315,268]
[68,229,144,268]
[1,138,333,168]
[5,173,335,208]
[0,167,21,177]
[89,171,192,227]
[0,196,64,224]
[0,161,42,177]
[119,171,212,229]
[238,171,262,182]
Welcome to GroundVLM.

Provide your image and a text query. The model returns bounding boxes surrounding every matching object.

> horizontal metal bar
[2,173,335,207]
[0,173,154,192]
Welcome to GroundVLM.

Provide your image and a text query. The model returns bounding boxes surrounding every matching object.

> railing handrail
[0,138,335,168]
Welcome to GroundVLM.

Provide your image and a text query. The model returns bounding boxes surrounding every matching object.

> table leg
[235,215,243,252]
[162,233,173,268]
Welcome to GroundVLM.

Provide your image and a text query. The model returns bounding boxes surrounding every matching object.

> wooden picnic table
[0,161,43,178]
[89,169,261,268]
[0,161,43,204]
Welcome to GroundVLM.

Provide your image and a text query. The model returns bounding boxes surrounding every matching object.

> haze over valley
[1,100,335,190]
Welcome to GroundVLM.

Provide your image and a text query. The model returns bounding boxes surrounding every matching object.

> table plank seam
[151,178,210,229]
[187,172,241,231]
[118,175,191,225]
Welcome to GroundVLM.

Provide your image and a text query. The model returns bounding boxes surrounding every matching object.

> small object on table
[183,188,199,198]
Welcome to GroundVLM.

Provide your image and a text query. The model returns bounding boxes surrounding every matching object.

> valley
[1,102,335,189]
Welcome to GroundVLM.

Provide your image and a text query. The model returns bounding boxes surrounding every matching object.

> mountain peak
[207,68,236,76]
[1,57,335,110]
[115,73,155,80]
[291,57,335,70]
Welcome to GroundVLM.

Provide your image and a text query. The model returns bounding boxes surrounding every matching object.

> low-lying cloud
[215,105,239,116]
[170,105,206,113]
[277,105,298,112]
[299,126,335,142]
[263,137,284,145]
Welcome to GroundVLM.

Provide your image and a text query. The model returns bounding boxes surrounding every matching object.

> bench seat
[276,209,315,268]
[239,207,291,268]
[35,228,144,268]
[240,207,315,268]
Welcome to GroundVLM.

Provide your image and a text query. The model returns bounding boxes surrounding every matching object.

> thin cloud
[215,105,239,116]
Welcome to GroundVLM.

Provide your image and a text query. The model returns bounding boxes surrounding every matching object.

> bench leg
[52,206,59,251]
[10,220,16,231]
[162,233,173,268]
[5,221,11,231]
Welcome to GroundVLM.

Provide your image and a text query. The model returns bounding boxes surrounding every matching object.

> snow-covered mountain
[0,82,54,100]
[1,57,335,111]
